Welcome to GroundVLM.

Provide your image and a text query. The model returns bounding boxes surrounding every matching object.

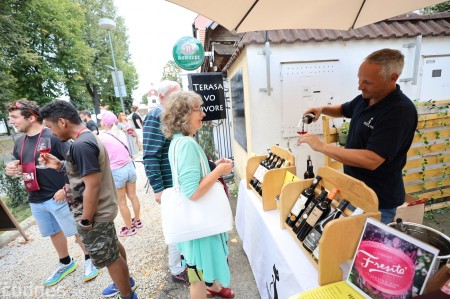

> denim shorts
[112,161,137,189]
[30,199,77,238]
[77,221,120,269]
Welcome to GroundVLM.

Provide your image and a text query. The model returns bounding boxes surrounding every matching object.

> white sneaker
[43,258,77,286]
[83,258,99,282]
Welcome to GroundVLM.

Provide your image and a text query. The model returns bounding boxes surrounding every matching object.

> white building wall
[230,36,450,180]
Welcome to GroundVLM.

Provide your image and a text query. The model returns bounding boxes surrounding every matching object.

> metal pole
[107,30,125,113]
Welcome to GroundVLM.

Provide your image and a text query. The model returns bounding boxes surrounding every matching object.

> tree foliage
[421,1,450,13]
[161,60,183,88]
[0,0,138,119]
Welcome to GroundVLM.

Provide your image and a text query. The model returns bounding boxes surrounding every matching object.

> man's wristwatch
[79,219,93,229]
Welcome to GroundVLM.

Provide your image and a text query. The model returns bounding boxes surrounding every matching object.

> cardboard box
[394,194,425,224]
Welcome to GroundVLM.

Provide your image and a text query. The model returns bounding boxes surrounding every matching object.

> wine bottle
[350,207,364,216]
[255,155,280,192]
[312,202,362,261]
[303,199,349,252]
[286,176,322,227]
[250,151,273,188]
[293,189,328,234]
[262,151,275,168]
[303,155,315,179]
[268,156,280,169]
[296,188,337,241]
[275,158,285,169]
[303,113,315,124]
[256,156,283,195]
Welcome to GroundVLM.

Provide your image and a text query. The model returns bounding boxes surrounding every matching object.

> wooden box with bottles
[246,145,296,211]
[279,166,381,286]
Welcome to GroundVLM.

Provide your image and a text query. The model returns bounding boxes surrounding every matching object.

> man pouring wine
[298,48,418,224]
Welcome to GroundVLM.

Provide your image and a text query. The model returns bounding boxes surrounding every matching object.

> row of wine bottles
[285,176,364,261]
[249,151,287,195]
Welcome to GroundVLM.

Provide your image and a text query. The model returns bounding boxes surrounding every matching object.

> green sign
[173,36,205,71]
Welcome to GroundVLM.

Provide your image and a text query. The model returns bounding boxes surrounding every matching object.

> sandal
[207,287,235,298]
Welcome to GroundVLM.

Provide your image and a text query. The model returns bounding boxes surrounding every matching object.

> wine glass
[36,137,51,169]
[296,117,308,148]
[4,155,22,178]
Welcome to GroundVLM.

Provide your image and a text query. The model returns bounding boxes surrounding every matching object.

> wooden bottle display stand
[280,166,381,286]
[246,145,296,211]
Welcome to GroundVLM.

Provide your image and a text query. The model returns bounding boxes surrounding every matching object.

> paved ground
[0,163,260,299]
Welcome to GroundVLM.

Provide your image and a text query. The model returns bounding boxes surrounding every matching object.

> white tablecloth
[235,179,319,299]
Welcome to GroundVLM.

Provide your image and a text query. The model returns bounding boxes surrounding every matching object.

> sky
[114,0,197,103]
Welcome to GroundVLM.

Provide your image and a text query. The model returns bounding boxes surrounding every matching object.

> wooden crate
[246,145,296,211]
[279,166,381,286]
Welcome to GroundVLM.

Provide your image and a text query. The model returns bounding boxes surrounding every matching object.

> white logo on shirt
[364,117,374,129]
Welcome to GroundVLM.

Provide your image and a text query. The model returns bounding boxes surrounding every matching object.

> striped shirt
[143,106,172,193]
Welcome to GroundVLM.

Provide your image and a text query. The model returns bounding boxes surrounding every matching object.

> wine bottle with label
[303,199,349,252]
[286,176,322,227]
[293,189,328,234]
[312,201,361,261]
[296,188,338,241]
[255,156,282,195]
[250,151,273,188]
[303,155,315,179]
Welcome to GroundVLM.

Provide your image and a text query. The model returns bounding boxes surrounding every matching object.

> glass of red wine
[296,117,309,148]
[36,137,51,169]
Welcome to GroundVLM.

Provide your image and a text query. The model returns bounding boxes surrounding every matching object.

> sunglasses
[11,101,40,119]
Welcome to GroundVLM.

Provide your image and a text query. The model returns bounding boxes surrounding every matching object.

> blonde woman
[98,111,143,237]
[117,112,139,158]
[162,91,234,299]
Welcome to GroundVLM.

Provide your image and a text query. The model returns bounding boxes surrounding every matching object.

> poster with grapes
[347,218,439,299]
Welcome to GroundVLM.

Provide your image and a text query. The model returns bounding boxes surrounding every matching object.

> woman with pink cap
[98,111,143,237]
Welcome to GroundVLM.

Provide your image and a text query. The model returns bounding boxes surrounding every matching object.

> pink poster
[347,218,439,299]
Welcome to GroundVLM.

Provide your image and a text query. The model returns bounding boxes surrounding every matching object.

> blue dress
[168,133,231,287]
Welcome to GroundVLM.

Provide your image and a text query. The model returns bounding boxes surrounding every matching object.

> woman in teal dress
[161,91,235,299]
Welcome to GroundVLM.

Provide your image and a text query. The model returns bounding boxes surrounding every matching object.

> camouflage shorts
[77,221,120,269]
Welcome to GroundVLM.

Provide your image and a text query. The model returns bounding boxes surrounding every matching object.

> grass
[1,134,31,224]
[1,197,31,223]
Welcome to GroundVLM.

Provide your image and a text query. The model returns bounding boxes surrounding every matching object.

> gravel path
[0,163,259,299]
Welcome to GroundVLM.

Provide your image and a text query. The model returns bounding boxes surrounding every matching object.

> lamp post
[98,18,125,113]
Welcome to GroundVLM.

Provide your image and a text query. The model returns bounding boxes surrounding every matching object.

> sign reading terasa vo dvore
[188,73,227,121]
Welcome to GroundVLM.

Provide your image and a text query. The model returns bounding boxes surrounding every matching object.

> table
[235,180,318,298]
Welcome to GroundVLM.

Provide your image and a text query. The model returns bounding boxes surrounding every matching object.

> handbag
[160,137,233,244]
[20,128,45,191]
[126,127,136,137]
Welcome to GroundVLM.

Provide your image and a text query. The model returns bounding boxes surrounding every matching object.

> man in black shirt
[300,49,418,224]
[5,99,99,286]
[79,110,98,135]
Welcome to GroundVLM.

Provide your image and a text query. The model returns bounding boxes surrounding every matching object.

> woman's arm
[190,163,232,200]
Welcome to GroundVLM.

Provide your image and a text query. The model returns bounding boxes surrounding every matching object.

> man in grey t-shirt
[40,100,137,299]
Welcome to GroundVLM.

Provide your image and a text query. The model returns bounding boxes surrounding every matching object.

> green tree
[0,0,138,119]
[9,0,92,106]
[421,1,450,13]
[0,1,36,115]
[72,0,138,116]
[141,93,148,105]
[161,60,183,88]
